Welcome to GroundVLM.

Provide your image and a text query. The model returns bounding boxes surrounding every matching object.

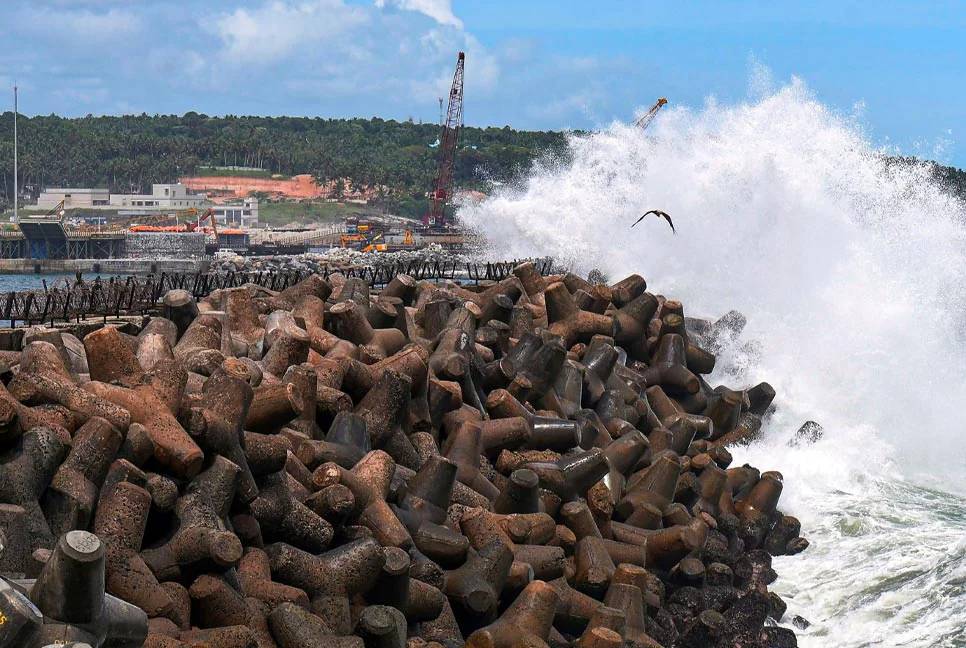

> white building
[109,184,204,210]
[34,184,258,228]
[37,184,204,212]
[211,197,259,228]
[37,188,110,210]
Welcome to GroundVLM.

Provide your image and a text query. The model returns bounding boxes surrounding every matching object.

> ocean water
[459,78,966,647]
[0,273,127,294]
[0,273,129,327]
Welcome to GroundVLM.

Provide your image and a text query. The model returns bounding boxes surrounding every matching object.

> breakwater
[0,262,805,647]
[0,258,553,328]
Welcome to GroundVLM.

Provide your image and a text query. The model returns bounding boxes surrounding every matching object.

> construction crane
[634,97,668,130]
[423,51,465,228]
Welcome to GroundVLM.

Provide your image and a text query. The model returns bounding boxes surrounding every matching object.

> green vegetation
[258,201,376,227]
[0,113,569,214]
[195,166,283,179]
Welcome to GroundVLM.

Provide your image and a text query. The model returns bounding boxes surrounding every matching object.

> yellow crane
[635,97,668,130]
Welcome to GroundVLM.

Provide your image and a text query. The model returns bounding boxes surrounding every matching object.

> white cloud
[211,0,368,64]
[463,35,499,93]
[40,0,132,7]
[414,30,499,97]
[50,76,110,106]
[374,0,463,29]
[499,38,536,64]
[25,6,142,38]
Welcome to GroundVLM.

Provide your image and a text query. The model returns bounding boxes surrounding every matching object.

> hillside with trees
[0,113,568,217]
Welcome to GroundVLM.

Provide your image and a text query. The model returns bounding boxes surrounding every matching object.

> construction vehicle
[193,207,218,236]
[361,233,388,253]
[423,52,465,228]
[340,233,367,247]
[345,217,375,235]
[340,223,387,252]
[635,97,668,130]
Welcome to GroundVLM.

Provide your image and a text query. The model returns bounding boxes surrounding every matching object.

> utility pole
[12,83,18,224]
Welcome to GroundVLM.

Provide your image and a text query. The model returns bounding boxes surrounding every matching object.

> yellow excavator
[341,225,387,252]
[361,233,387,253]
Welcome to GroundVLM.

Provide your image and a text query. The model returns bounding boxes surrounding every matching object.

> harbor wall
[0,258,207,274]
[124,232,206,259]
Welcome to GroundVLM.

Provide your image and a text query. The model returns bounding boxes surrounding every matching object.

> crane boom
[424,52,465,228]
[634,97,668,130]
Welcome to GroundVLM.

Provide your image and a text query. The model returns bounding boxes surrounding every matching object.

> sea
[459,77,966,647]
[0,273,127,295]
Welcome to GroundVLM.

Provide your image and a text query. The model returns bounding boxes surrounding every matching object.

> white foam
[459,76,966,646]
[460,77,966,491]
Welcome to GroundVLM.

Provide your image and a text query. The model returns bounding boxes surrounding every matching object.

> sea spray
[460,77,966,647]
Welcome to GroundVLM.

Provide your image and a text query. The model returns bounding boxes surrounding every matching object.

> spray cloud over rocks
[460,77,966,491]
[459,77,966,646]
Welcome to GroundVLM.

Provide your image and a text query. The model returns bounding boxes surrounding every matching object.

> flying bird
[632,209,675,233]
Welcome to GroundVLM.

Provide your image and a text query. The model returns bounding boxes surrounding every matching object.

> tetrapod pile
[0,262,808,648]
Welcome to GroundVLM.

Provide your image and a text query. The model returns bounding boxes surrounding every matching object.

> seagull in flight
[632,209,675,233]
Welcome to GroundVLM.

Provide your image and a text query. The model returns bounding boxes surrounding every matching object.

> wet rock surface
[0,262,806,647]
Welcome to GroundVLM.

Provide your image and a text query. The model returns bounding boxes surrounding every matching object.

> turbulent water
[459,78,966,647]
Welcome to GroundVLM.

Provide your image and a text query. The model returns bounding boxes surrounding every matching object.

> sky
[1,0,965,166]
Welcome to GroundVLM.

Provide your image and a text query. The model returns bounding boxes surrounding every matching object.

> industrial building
[37,183,205,212]
[36,188,111,210]
[109,183,205,210]
[210,197,259,228]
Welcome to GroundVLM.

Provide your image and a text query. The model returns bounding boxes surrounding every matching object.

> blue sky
[2,0,965,166]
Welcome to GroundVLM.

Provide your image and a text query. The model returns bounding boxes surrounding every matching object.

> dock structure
[0,213,466,267]
[0,221,126,260]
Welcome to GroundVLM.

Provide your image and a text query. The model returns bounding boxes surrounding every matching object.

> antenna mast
[12,84,18,224]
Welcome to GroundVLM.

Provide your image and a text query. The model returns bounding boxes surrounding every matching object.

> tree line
[0,112,569,212]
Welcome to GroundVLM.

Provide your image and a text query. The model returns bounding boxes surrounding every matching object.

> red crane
[424,52,465,228]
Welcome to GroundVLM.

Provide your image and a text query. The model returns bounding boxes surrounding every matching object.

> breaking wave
[459,77,966,647]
